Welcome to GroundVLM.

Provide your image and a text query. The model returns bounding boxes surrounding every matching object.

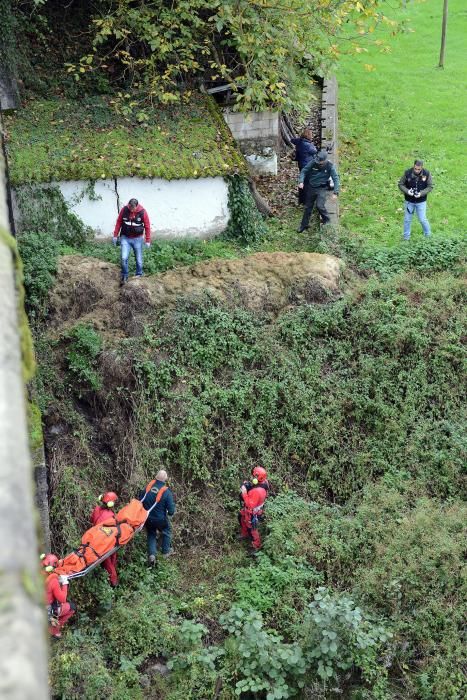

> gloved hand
[145,242,151,249]
[59,575,69,586]
[240,484,247,495]
[407,188,414,196]
[112,237,118,246]
[414,191,421,198]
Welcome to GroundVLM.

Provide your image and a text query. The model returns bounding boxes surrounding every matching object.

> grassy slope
[338,0,467,244]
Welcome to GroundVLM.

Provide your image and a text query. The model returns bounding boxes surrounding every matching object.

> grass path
[337,0,467,245]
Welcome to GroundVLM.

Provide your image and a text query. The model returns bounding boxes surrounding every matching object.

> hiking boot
[162,550,174,559]
[297,225,309,233]
[236,534,249,541]
[148,554,156,567]
[120,277,127,287]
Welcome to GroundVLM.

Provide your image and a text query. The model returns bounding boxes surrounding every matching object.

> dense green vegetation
[8,0,393,113]
[38,267,466,699]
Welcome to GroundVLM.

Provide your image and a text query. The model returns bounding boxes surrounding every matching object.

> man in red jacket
[238,466,269,552]
[113,198,151,286]
[40,553,76,639]
[90,491,119,587]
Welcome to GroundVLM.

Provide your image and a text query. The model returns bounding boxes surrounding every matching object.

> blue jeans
[146,520,172,556]
[120,235,143,279]
[403,201,431,239]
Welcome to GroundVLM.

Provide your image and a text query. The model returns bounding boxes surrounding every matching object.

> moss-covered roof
[5,95,247,185]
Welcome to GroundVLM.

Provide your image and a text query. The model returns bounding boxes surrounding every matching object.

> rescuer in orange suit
[238,466,269,552]
[40,553,76,639]
[90,491,119,587]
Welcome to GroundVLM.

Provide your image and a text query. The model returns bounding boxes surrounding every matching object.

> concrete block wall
[321,76,339,224]
[223,109,280,176]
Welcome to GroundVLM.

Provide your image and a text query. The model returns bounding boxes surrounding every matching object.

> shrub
[220,606,307,699]
[299,587,391,694]
[15,185,92,248]
[225,176,268,245]
[65,323,103,392]
[18,229,60,320]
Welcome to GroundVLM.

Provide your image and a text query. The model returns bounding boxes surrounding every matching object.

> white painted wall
[55,176,230,240]
[116,176,230,239]
[59,180,119,236]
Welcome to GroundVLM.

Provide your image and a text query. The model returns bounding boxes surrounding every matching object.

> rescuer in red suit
[40,553,76,639]
[90,491,119,587]
[239,466,269,552]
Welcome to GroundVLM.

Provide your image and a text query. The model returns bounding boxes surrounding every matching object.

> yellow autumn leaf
[363,63,376,72]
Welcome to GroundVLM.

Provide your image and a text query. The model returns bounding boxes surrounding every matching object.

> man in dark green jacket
[297,150,340,231]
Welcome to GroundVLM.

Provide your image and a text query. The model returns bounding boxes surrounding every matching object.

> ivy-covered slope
[34,256,466,699]
[5,94,247,185]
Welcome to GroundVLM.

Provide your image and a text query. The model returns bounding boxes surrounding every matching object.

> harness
[144,481,168,502]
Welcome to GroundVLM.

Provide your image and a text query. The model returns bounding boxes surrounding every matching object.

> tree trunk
[280,114,295,148]
[438,0,448,68]
[248,178,274,217]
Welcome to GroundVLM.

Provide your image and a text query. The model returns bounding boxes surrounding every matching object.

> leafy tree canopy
[12,0,400,113]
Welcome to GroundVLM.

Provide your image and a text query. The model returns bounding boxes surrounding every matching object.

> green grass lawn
[337,0,467,245]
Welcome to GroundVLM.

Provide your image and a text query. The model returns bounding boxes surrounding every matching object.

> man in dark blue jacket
[298,150,340,231]
[291,129,317,204]
[140,470,176,566]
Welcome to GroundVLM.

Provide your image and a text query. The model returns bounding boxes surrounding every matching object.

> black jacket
[398,168,433,203]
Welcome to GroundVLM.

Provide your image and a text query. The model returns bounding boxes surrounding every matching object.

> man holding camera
[398,159,433,240]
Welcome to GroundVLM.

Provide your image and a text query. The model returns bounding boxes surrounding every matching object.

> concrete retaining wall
[223,109,279,176]
[0,142,49,700]
[321,76,339,224]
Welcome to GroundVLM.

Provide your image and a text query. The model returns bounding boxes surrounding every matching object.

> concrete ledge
[321,76,339,224]
[0,148,49,699]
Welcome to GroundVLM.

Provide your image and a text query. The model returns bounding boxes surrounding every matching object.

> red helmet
[251,466,268,484]
[40,553,59,572]
[99,492,118,508]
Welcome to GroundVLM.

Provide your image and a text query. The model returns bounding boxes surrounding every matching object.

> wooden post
[439,0,449,68]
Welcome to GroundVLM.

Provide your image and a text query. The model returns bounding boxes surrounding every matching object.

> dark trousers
[146,519,171,555]
[300,187,330,228]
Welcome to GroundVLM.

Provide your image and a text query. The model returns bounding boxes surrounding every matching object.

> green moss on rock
[0,227,36,381]
[27,400,43,452]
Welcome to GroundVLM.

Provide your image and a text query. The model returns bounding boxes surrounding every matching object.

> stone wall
[223,109,279,176]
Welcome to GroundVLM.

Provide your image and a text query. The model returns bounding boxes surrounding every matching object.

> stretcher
[55,492,155,581]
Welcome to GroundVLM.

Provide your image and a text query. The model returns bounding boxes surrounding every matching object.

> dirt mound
[49,252,343,332]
